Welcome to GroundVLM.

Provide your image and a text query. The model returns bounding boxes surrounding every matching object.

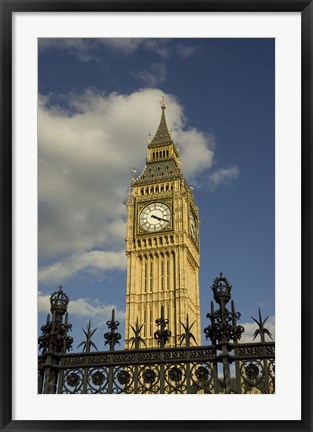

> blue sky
[38,38,275,350]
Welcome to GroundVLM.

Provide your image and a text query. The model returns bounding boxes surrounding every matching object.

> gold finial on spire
[160,95,166,110]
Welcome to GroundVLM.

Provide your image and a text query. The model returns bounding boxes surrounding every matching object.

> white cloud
[133,63,167,86]
[175,129,215,179]
[239,316,275,343]
[38,291,125,323]
[176,44,198,59]
[38,88,215,269]
[38,38,172,62]
[99,38,171,58]
[97,38,144,53]
[206,166,239,190]
[39,38,96,62]
[38,250,127,284]
[39,38,199,62]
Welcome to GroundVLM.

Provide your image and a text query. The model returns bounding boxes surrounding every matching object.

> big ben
[125,97,201,349]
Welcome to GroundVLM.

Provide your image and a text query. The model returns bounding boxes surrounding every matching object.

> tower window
[143,310,146,337]
[149,307,153,337]
[167,257,170,290]
[149,261,153,292]
[144,262,148,293]
[161,259,164,291]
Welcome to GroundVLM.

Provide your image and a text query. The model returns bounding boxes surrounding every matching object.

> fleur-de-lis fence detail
[38,277,275,395]
[103,309,121,351]
[154,305,171,348]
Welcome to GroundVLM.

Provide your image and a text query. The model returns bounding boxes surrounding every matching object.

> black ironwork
[154,305,171,348]
[128,318,146,349]
[37,286,73,393]
[251,308,274,341]
[179,314,197,347]
[77,320,98,353]
[204,273,245,344]
[38,274,275,394]
[103,309,121,351]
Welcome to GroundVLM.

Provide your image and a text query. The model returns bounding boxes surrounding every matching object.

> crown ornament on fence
[204,273,245,344]
[38,286,73,354]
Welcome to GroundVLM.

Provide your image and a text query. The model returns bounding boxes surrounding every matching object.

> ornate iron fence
[38,273,275,394]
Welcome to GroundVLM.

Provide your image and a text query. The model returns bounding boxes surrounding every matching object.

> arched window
[144,261,148,293]
[149,307,153,336]
[143,309,147,337]
[166,256,170,290]
[161,259,164,291]
[149,261,153,292]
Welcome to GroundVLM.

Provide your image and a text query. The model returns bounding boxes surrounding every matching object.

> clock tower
[125,98,201,349]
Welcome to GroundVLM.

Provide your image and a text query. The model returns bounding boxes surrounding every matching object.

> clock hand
[151,215,169,223]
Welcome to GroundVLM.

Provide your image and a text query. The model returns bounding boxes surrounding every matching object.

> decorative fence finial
[204,273,244,344]
[38,287,73,354]
[154,306,171,348]
[251,308,273,342]
[129,318,146,349]
[77,320,98,352]
[180,314,197,347]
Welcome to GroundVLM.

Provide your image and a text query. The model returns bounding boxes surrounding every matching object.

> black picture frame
[1,1,312,431]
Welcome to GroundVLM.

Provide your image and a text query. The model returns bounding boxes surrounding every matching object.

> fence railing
[38,273,275,394]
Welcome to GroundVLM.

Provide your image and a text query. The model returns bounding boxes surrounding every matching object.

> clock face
[139,202,171,232]
[189,211,197,242]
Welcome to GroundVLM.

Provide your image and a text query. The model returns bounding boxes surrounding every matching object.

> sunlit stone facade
[125,99,201,349]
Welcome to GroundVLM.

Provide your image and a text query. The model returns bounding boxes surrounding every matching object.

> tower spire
[149,96,172,147]
[160,95,166,110]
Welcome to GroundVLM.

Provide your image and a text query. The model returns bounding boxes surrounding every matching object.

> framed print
[1,1,312,432]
